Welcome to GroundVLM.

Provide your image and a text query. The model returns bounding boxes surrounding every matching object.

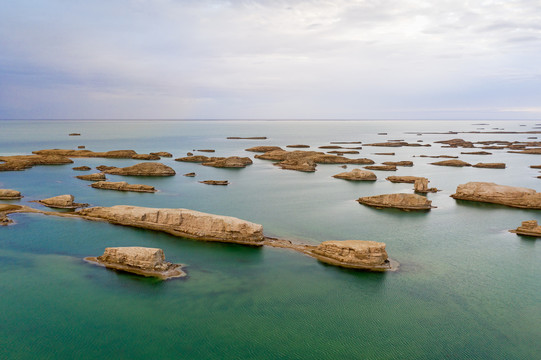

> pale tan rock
[245,146,283,152]
[386,176,424,183]
[91,181,156,193]
[357,193,434,210]
[311,240,390,270]
[414,178,439,193]
[37,194,88,209]
[430,160,471,167]
[104,162,176,176]
[332,169,376,181]
[450,182,541,209]
[85,247,185,279]
[0,189,22,199]
[382,161,413,167]
[202,156,252,168]
[0,155,73,171]
[132,153,161,160]
[77,205,264,245]
[286,144,310,148]
[76,173,107,181]
[175,155,211,162]
[509,220,541,237]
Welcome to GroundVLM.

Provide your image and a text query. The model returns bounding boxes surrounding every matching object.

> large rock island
[311,240,391,270]
[77,205,264,245]
[450,182,541,209]
[103,162,176,176]
[357,193,434,210]
[85,247,185,279]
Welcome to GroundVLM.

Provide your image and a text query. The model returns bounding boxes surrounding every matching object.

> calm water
[1,120,540,359]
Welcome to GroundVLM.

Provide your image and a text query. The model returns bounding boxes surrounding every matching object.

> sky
[1,0,541,120]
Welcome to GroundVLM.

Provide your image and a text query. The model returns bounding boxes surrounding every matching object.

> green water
[1,120,540,359]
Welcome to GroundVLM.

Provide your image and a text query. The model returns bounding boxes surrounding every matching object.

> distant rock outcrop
[357,193,434,210]
[37,194,88,209]
[0,155,73,171]
[91,181,156,193]
[85,247,185,279]
[450,182,541,209]
[364,165,397,171]
[332,168,377,181]
[199,180,229,185]
[311,240,391,270]
[77,205,264,245]
[430,160,471,167]
[72,166,91,171]
[150,152,173,158]
[76,173,107,181]
[202,156,253,168]
[509,220,541,237]
[0,189,22,200]
[382,161,413,167]
[386,176,424,183]
[32,149,159,160]
[472,163,506,169]
[103,162,176,176]
[245,146,283,152]
[413,178,439,193]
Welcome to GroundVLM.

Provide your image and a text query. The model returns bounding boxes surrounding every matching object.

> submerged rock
[509,220,541,237]
[332,168,377,181]
[0,189,22,200]
[311,240,390,270]
[85,247,185,280]
[199,180,229,185]
[77,205,264,245]
[91,181,156,193]
[37,194,88,209]
[104,162,176,176]
[357,193,434,210]
[450,182,541,209]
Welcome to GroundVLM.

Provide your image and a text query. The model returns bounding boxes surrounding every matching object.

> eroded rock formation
[0,189,22,199]
[332,168,377,181]
[364,165,397,171]
[450,182,541,209]
[245,146,283,152]
[472,163,506,169]
[509,220,541,237]
[311,240,390,270]
[37,194,88,209]
[73,166,91,171]
[382,161,413,167]
[386,176,424,183]
[202,156,252,168]
[430,160,471,167]
[85,247,185,279]
[0,155,73,171]
[76,173,107,181]
[199,180,229,185]
[357,193,434,210]
[77,205,264,245]
[91,181,156,193]
[104,162,176,176]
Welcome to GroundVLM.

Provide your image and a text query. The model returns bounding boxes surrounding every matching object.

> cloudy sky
[1,0,541,120]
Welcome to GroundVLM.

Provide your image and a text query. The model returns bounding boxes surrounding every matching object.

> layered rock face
[414,178,439,193]
[76,173,107,181]
[77,205,264,245]
[509,220,541,237]
[450,182,541,209]
[312,240,390,270]
[332,168,377,181]
[0,189,22,199]
[86,247,185,279]
[357,193,434,210]
[91,181,156,193]
[38,194,87,209]
[103,162,176,176]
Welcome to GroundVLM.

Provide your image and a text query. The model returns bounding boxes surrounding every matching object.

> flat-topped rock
[77,205,264,245]
[132,153,161,160]
[175,155,210,162]
[434,138,474,148]
[0,189,22,199]
[37,194,88,209]
[72,166,91,171]
[509,220,541,237]
[430,159,471,167]
[0,155,73,171]
[327,150,360,155]
[183,172,196,177]
[91,181,156,193]
[85,247,185,279]
[357,193,434,210]
[414,178,439,193]
[508,148,541,154]
[76,173,107,181]
[472,163,506,169]
[286,144,310,148]
[461,151,492,155]
[96,165,116,171]
[311,240,390,270]
[104,162,176,176]
[150,152,173,157]
[199,180,229,185]
[450,182,541,209]
[244,146,283,152]
[386,176,424,183]
[382,161,413,167]
[364,165,397,171]
[227,136,267,140]
[332,168,376,181]
[202,156,253,168]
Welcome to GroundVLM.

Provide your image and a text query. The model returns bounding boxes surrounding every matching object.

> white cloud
[1,0,540,118]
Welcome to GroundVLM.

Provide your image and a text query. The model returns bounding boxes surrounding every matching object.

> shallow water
[1,120,540,359]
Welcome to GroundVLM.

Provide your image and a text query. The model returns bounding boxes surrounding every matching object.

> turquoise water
[1,120,540,359]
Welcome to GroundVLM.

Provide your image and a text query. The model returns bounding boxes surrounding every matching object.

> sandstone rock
[286,144,310,148]
[418,155,458,159]
[187,152,193,156]
[255,149,374,169]
[199,180,229,185]
[183,172,196,177]
[311,240,390,270]
[365,142,430,147]
[509,148,541,154]
[245,146,283,152]
[150,152,173,158]
[332,168,377,181]
[37,194,88,209]
[73,166,91,171]
[386,176,424,183]
[472,163,506,169]
[430,160,471,167]
[0,189,22,199]
[78,146,86,149]
[91,181,156,193]
[104,162,176,176]
[330,141,362,144]
[382,161,413,167]
[319,145,343,149]
[202,156,253,168]
[175,155,210,162]
[77,205,264,245]
[132,153,161,160]
[363,165,397,171]
[85,247,185,279]
[327,150,360,155]
[434,138,475,148]
[96,165,116,171]
[0,155,73,171]
[530,165,541,169]
[33,149,138,158]
[197,149,215,153]
[414,178,439,193]
[357,193,434,210]
[450,182,541,209]
[509,220,541,237]
[0,204,24,225]
[76,173,107,181]
[461,151,492,155]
